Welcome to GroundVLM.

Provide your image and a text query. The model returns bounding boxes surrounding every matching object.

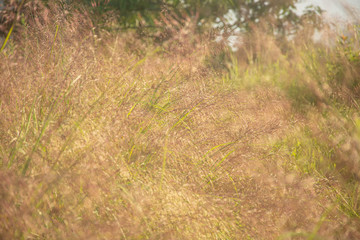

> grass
[1,5,360,240]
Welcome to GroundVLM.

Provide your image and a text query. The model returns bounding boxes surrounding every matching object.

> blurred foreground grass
[1,7,360,240]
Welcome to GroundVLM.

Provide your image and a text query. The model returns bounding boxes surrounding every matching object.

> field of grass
[1,6,360,240]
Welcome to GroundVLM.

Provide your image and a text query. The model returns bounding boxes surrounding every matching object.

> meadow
[1,3,360,239]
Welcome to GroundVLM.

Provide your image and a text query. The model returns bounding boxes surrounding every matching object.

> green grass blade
[0,24,14,52]
[0,0,26,52]
[170,101,202,131]
[160,135,168,191]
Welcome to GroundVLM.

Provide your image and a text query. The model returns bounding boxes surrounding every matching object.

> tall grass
[1,4,360,239]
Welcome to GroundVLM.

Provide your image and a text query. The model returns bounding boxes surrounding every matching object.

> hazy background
[299,0,360,21]
[0,0,359,21]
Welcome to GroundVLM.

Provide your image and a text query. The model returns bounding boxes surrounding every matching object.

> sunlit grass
[1,7,360,240]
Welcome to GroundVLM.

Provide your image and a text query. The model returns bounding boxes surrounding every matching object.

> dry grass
[1,6,360,240]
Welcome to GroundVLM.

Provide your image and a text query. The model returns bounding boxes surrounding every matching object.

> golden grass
[1,7,360,240]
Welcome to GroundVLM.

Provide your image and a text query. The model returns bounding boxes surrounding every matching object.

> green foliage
[222,0,322,36]
[78,0,322,36]
[295,26,360,108]
[330,27,360,95]
[281,127,336,176]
